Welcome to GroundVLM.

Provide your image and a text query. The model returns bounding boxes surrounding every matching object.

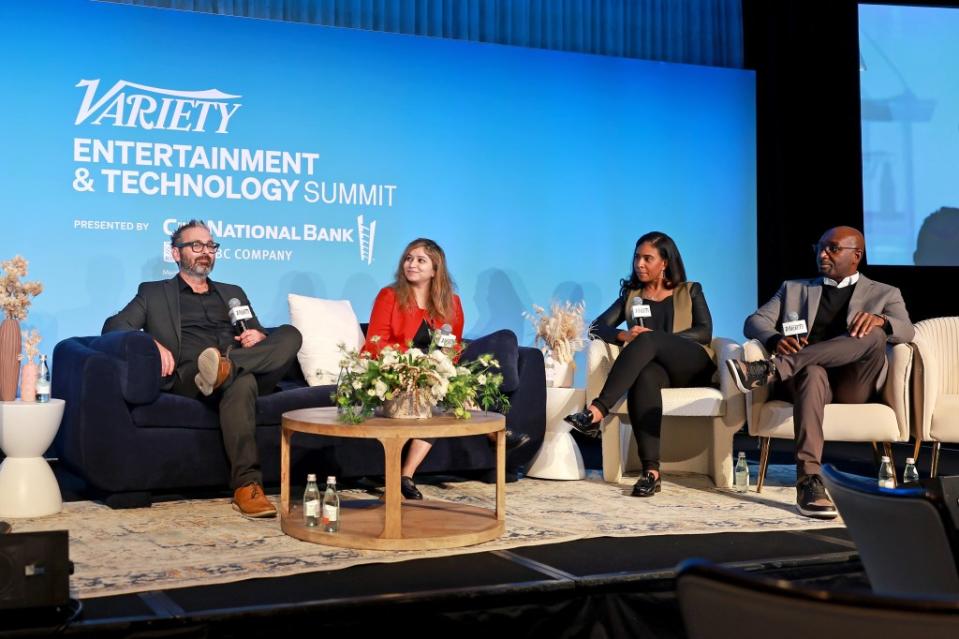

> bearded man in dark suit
[727,226,914,519]
[103,220,301,518]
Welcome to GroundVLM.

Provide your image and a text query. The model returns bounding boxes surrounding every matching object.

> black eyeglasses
[175,241,220,253]
[812,243,859,256]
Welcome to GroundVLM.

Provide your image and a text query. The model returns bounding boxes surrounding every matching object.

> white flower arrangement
[330,337,509,424]
[523,301,587,364]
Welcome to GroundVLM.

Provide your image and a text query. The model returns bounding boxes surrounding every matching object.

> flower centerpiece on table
[523,300,588,362]
[331,338,511,424]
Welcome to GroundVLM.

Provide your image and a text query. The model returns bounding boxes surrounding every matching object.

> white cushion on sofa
[288,294,365,386]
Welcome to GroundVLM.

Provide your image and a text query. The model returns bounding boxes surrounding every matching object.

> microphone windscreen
[787,311,799,321]
[228,297,241,309]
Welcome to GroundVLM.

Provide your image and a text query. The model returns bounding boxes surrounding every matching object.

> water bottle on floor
[322,476,340,533]
[878,455,896,489]
[734,452,750,493]
[303,474,320,527]
[903,457,920,487]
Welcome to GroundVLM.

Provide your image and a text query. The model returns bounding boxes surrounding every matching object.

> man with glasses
[103,220,302,518]
[726,226,913,519]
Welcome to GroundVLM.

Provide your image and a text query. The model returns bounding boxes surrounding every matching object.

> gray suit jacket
[743,273,914,347]
[102,275,264,389]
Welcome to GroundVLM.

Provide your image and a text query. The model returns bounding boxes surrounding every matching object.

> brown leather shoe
[232,482,277,518]
[195,347,232,396]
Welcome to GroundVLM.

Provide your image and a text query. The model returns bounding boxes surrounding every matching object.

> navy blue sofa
[52,329,545,506]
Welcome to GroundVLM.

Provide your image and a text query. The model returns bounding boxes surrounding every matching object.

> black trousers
[592,331,715,472]
[171,324,302,488]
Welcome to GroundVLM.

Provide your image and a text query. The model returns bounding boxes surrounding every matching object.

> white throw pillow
[288,294,365,386]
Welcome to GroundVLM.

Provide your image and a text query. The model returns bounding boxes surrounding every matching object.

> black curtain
[742,0,958,321]
[109,0,744,68]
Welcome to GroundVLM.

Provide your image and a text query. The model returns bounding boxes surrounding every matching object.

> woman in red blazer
[362,238,464,499]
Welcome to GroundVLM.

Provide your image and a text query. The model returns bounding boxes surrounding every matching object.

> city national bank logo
[75,79,242,133]
[159,215,377,266]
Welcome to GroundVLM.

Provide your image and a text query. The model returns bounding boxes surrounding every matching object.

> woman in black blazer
[566,231,715,497]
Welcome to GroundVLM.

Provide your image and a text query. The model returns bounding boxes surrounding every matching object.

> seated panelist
[726,226,914,519]
[363,238,529,500]
[565,231,716,497]
[102,220,302,519]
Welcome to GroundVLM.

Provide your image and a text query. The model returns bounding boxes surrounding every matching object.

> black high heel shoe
[564,408,601,437]
[400,476,423,500]
[631,471,662,497]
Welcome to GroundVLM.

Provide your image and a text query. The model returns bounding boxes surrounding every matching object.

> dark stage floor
[2,434,956,638]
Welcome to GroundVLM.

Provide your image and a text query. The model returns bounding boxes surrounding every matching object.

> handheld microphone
[228,297,254,333]
[436,323,457,349]
[783,311,808,342]
[632,296,651,328]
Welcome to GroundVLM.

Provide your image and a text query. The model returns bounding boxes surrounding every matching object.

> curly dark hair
[618,231,688,298]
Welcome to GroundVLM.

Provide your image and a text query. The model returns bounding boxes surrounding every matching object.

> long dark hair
[618,231,688,298]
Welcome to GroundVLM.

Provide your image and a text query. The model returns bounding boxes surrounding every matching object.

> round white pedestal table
[0,398,65,518]
[527,387,586,480]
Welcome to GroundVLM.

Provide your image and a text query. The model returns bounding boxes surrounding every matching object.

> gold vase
[379,390,433,419]
[0,318,21,401]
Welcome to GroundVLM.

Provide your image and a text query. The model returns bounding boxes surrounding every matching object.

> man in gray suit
[103,220,301,518]
[727,226,913,518]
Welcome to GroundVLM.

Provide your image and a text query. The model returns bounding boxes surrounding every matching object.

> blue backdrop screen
[0,1,756,369]
[860,4,959,265]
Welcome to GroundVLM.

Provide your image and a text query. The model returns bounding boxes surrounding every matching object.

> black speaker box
[0,530,71,611]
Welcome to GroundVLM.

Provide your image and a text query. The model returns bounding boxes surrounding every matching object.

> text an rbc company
[74,79,242,133]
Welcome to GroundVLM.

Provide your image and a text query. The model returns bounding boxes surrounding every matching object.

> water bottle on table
[36,354,51,403]
[303,473,320,527]
[322,476,340,533]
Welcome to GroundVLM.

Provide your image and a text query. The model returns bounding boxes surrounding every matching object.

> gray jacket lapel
[806,280,822,327]
[847,273,872,321]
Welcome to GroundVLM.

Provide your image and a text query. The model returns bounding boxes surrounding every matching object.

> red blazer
[362,286,464,357]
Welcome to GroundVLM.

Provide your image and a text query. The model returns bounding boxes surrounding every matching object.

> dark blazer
[591,281,713,355]
[102,275,264,389]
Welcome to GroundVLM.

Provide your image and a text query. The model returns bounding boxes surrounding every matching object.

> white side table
[0,398,65,518]
[527,387,586,480]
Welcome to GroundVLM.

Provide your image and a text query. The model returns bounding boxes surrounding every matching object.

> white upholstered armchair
[586,337,746,488]
[913,317,959,477]
[741,339,914,491]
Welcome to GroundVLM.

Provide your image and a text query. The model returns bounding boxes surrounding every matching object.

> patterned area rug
[12,467,839,599]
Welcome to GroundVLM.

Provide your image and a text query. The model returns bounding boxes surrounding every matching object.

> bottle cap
[326,476,336,484]
[906,458,915,464]
[737,452,746,457]
[880,455,890,462]
[307,473,316,481]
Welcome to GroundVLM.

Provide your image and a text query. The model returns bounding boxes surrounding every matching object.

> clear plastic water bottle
[36,354,51,403]
[878,455,896,489]
[322,476,340,533]
[544,350,556,387]
[734,452,750,493]
[903,457,920,487]
[302,473,320,527]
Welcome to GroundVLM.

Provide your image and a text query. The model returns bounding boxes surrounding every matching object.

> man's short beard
[179,260,214,278]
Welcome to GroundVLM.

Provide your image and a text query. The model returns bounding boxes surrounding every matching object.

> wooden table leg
[495,429,505,521]
[280,426,291,517]
[380,436,406,539]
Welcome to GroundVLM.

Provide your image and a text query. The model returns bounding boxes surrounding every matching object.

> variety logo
[75,79,242,133]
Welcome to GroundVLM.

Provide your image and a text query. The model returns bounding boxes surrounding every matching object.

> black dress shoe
[400,476,423,500]
[631,471,662,497]
[564,409,601,437]
[504,430,531,452]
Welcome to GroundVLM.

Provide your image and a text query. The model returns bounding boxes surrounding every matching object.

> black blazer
[102,275,264,389]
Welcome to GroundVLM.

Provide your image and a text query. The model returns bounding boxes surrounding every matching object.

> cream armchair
[586,337,746,488]
[741,339,914,491]
[913,317,959,477]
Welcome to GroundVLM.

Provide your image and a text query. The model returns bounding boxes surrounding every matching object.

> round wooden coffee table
[280,407,506,550]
